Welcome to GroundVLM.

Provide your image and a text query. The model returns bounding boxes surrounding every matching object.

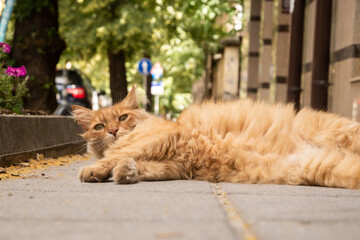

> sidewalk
[1,158,360,240]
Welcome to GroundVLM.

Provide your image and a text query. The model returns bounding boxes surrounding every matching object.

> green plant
[0,42,29,114]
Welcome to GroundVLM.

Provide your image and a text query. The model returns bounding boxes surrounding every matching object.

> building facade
[193,0,360,120]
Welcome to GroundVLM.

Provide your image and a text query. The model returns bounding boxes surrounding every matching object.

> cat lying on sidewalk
[72,87,360,189]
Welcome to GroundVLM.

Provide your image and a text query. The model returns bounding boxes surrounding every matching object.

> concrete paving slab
[0,221,234,240]
[1,158,360,240]
[219,183,360,240]
[0,189,226,222]
[0,160,237,240]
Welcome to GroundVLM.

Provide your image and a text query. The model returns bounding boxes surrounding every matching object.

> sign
[150,62,164,80]
[137,58,152,76]
[151,81,164,95]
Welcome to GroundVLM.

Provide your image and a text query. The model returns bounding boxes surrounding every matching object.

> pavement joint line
[210,183,258,240]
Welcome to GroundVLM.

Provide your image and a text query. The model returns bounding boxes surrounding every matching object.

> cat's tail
[292,144,360,189]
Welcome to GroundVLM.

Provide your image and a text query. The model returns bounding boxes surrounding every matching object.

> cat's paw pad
[79,165,111,182]
[113,158,139,184]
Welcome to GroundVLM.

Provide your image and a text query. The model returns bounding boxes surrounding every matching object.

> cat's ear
[71,105,94,131]
[122,86,139,109]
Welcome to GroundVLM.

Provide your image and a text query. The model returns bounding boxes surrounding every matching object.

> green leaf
[11,103,22,114]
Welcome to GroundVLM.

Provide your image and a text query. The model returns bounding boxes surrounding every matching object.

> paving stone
[0,159,359,240]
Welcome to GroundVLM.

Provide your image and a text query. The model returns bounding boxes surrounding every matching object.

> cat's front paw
[79,164,111,182]
[113,158,139,184]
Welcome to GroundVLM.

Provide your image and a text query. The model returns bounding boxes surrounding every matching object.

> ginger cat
[72,87,360,189]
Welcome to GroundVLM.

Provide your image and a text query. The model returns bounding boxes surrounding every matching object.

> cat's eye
[119,114,128,122]
[94,124,104,131]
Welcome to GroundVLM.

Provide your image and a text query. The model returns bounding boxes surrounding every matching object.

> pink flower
[5,66,27,77]
[0,43,11,54]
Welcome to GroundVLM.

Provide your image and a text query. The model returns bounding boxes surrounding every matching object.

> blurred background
[0,0,359,120]
[0,0,241,117]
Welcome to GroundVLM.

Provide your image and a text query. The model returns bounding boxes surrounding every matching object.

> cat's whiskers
[104,134,116,145]
[75,142,88,154]
[91,138,110,153]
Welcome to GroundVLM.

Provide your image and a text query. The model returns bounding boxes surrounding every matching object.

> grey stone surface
[220,183,360,240]
[0,159,359,240]
[0,115,86,167]
[0,160,236,240]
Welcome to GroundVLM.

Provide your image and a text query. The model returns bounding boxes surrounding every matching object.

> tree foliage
[59,0,238,114]
[59,0,156,60]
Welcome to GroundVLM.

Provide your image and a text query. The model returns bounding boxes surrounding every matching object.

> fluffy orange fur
[72,87,360,189]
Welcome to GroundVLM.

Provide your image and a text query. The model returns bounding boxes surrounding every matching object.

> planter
[0,115,86,167]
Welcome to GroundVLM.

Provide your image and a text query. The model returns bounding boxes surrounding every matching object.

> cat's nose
[108,128,119,136]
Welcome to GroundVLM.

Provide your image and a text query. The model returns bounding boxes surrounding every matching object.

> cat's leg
[333,125,360,155]
[79,155,190,184]
[219,143,360,189]
[294,145,360,189]
[112,158,190,184]
[79,158,117,182]
[295,108,360,154]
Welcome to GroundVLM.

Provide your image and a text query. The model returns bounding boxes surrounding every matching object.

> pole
[154,95,159,115]
[143,74,147,109]
[287,0,305,111]
[311,0,332,111]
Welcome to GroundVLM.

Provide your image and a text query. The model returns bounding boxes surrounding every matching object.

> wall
[329,0,360,119]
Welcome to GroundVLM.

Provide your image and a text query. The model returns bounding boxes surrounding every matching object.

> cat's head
[72,86,149,158]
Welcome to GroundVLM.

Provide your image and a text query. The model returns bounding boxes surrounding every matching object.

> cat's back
[177,99,296,137]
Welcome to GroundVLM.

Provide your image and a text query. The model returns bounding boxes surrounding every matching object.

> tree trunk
[108,49,128,104]
[12,0,65,113]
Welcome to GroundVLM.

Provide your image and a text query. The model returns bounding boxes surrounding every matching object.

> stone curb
[0,115,86,167]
